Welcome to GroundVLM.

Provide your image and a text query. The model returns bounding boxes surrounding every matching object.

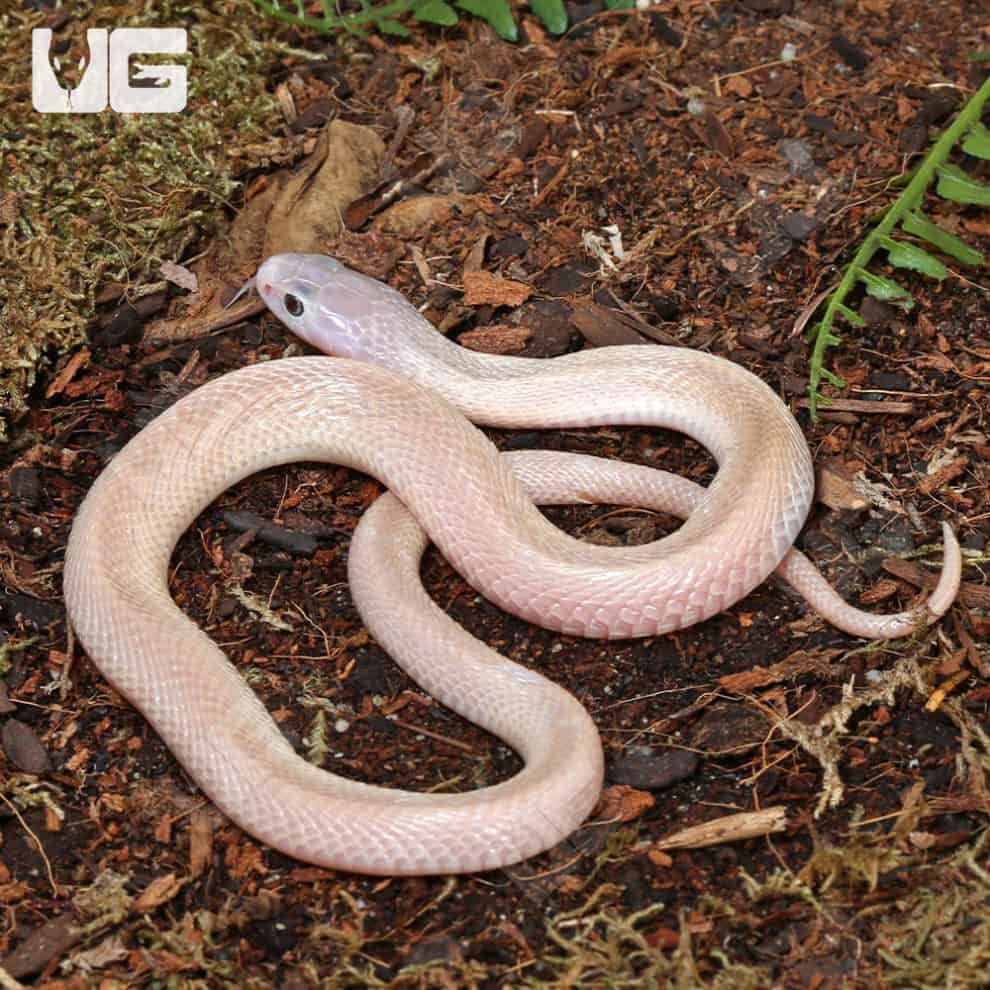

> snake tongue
[225,276,256,309]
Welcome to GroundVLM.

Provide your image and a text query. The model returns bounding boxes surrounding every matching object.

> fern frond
[806,74,990,420]
[252,0,568,41]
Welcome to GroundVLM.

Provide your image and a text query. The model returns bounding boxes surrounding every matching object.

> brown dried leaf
[261,120,384,257]
[691,109,735,158]
[159,260,198,292]
[463,233,489,275]
[594,784,655,823]
[133,873,185,913]
[145,120,385,342]
[723,75,754,98]
[570,300,650,346]
[70,934,130,971]
[817,461,869,510]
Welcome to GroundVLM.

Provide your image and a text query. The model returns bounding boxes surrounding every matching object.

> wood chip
[45,347,90,399]
[653,807,788,851]
[917,455,968,495]
[463,270,533,307]
[796,397,916,414]
[189,808,214,879]
[719,649,845,693]
[1,913,83,979]
[457,324,532,354]
[882,557,990,610]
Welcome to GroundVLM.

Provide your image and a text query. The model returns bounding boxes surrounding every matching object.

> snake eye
[283,292,304,317]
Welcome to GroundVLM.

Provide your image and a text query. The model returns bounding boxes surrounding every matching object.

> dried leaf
[133,873,185,913]
[595,784,655,823]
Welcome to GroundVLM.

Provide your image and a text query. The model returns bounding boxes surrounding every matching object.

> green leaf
[962,121,990,160]
[528,0,567,33]
[880,236,947,279]
[856,269,915,309]
[604,0,635,7]
[820,367,846,388]
[836,303,865,328]
[376,16,411,33]
[455,0,518,39]
[900,210,983,266]
[936,163,990,205]
[413,0,459,24]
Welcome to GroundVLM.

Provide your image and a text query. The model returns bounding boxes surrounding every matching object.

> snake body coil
[63,254,960,874]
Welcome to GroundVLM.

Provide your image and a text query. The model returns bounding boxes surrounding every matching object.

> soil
[2,1,989,988]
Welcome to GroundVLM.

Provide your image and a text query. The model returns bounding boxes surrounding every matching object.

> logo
[32,28,187,113]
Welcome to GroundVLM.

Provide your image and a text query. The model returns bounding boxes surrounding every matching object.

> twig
[0,791,59,896]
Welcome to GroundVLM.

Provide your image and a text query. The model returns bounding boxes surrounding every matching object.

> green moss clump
[0,1,284,440]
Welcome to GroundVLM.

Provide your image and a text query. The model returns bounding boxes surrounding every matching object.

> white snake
[64,253,961,875]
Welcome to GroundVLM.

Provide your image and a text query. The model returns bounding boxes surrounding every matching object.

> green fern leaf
[376,16,411,33]
[900,210,983,266]
[455,0,518,39]
[819,366,846,388]
[962,121,990,159]
[856,269,914,308]
[881,236,947,279]
[836,303,865,327]
[413,0,459,24]
[936,163,990,205]
[528,0,567,33]
[804,73,990,420]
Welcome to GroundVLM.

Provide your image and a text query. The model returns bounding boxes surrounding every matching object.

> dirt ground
[2,0,990,987]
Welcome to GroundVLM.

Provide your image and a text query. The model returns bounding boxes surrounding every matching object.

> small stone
[8,466,41,507]
[830,33,869,71]
[609,748,699,790]
[778,138,815,178]
[2,718,51,774]
[405,935,461,967]
[780,212,819,241]
[248,919,298,957]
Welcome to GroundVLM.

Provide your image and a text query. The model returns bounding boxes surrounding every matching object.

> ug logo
[32,28,187,113]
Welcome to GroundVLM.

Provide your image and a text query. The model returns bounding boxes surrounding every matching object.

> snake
[63,253,961,875]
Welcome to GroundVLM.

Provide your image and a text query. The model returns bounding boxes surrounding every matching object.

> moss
[0,0,284,440]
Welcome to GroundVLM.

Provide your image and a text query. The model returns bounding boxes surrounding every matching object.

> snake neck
[373,308,531,396]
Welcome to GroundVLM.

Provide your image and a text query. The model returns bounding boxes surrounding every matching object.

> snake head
[256,253,416,364]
